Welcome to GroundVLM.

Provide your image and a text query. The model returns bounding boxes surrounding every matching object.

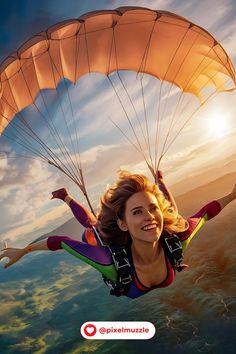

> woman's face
[117,191,163,243]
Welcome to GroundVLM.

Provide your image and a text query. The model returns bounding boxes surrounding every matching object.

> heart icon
[84,324,97,337]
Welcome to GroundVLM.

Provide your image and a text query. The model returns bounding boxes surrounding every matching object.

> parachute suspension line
[110,30,146,157]
[156,26,217,167]
[106,29,150,166]
[44,79,81,184]
[0,124,48,161]
[155,90,185,171]
[44,51,80,182]
[38,89,79,167]
[137,18,158,177]
[107,75,147,160]
[108,114,151,165]
[137,16,159,179]
[155,24,195,168]
[0,151,44,163]
[47,159,96,217]
[78,168,96,217]
[0,96,61,165]
[162,71,228,158]
[109,27,150,160]
[54,33,82,173]
[139,76,155,176]
[67,22,96,217]
[15,75,80,186]
[161,43,228,157]
[29,56,75,156]
[46,51,82,185]
[48,23,94,215]
[137,19,157,79]
[38,90,82,185]
[0,107,47,160]
[70,25,83,171]
[153,76,162,172]
[115,71,151,157]
[16,110,71,173]
[63,79,82,169]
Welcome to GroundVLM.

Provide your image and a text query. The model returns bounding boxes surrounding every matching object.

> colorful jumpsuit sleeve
[177,201,222,252]
[66,199,98,244]
[67,199,97,228]
[47,236,117,283]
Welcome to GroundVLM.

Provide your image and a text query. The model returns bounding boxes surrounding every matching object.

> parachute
[0,7,235,212]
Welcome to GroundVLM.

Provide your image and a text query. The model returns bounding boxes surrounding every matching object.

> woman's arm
[178,184,236,252]
[1,235,117,284]
[215,184,236,209]
[51,188,97,227]
[157,171,178,212]
[0,239,50,269]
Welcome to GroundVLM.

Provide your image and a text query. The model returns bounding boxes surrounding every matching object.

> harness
[92,226,186,297]
[160,234,188,272]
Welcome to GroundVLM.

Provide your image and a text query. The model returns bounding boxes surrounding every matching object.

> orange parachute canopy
[0,6,235,131]
[0,7,235,212]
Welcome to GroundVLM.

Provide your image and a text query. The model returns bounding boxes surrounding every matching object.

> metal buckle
[164,237,182,254]
[114,257,131,269]
[120,274,133,285]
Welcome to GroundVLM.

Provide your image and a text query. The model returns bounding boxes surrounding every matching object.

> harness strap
[161,234,187,272]
[107,245,133,296]
[92,227,187,297]
[92,226,133,296]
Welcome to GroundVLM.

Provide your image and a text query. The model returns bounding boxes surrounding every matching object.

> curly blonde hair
[96,171,188,246]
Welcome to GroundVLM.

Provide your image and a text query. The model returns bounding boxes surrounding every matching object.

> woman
[1,172,235,298]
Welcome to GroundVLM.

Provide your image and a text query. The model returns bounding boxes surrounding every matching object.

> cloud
[0,158,70,236]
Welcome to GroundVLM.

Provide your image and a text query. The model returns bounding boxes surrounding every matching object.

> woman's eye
[133,209,142,215]
[150,206,158,212]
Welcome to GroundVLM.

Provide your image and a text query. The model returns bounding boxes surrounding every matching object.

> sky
[0,0,236,248]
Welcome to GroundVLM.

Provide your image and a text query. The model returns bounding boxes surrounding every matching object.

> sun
[207,112,228,138]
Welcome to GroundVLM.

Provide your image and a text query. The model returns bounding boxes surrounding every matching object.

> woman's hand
[216,184,236,210]
[231,184,236,198]
[0,241,26,269]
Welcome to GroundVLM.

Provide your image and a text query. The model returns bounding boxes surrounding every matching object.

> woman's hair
[96,171,188,246]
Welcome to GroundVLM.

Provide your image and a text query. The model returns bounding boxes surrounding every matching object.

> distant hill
[175,171,236,216]
[32,215,85,243]
[171,155,236,196]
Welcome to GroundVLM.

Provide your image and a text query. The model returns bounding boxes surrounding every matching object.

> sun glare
[207,112,228,138]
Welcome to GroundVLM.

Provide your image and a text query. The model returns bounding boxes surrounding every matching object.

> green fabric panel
[61,242,118,283]
[181,214,208,253]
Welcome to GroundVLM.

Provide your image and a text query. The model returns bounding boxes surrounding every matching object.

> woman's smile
[141,223,158,231]
[117,191,164,243]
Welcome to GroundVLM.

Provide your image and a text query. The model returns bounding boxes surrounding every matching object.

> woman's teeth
[142,224,157,231]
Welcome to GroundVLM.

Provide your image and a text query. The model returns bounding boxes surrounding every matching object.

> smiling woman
[0,6,236,301]
[1,170,235,299]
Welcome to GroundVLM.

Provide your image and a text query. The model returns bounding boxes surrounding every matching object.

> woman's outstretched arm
[51,188,97,227]
[0,239,50,269]
[215,184,236,209]
[178,183,236,252]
